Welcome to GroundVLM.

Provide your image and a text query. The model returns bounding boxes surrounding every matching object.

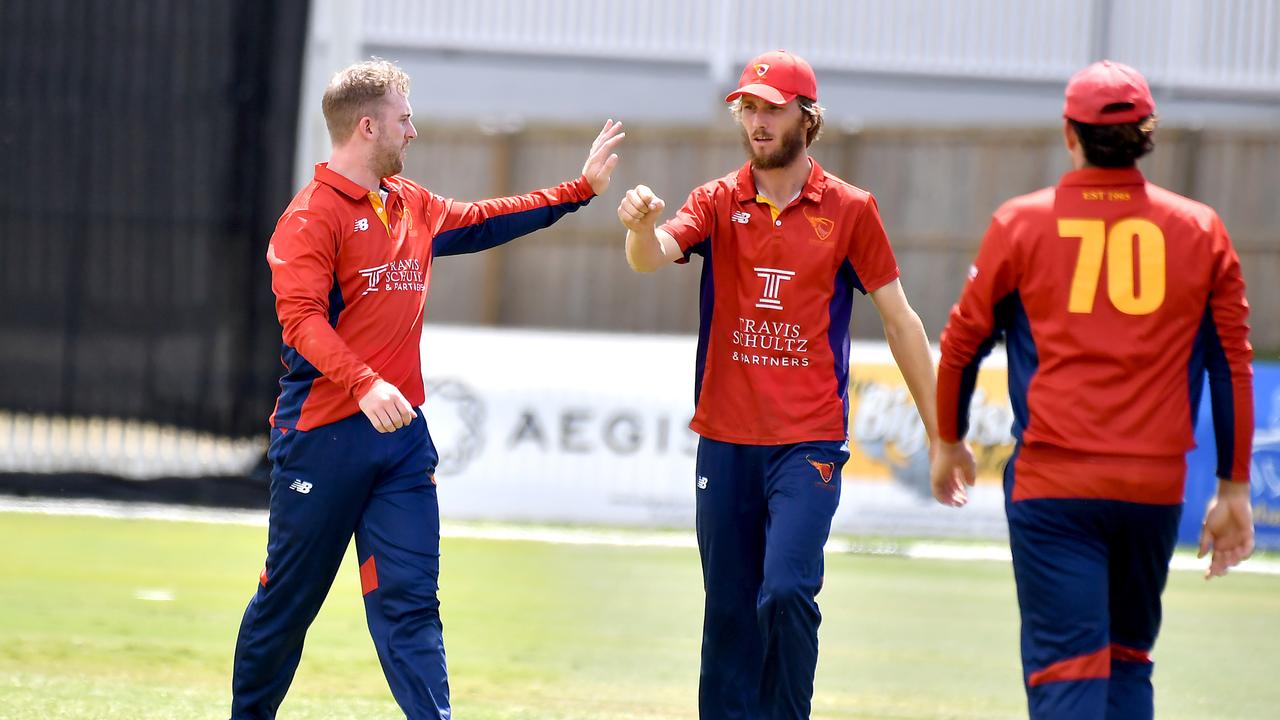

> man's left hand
[1199,479,1255,579]
[582,119,625,195]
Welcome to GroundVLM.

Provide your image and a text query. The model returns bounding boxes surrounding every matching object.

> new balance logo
[696,475,710,490]
[754,267,795,310]
[731,210,750,225]
[354,218,369,232]
[288,479,313,494]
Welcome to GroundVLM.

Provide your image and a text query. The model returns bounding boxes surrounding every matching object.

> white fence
[357,0,1280,93]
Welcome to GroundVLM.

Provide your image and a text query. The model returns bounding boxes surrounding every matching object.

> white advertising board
[422,325,1013,538]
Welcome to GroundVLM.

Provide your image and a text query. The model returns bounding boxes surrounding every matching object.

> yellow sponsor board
[847,360,1015,485]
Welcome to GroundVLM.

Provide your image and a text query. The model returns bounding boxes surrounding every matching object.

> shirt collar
[313,162,403,200]
[1058,166,1146,188]
[314,162,370,200]
[733,156,827,205]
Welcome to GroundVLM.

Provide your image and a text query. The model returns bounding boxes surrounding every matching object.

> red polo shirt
[660,158,900,445]
[268,163,594,430]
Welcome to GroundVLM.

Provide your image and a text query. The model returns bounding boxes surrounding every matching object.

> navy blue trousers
[694,437,848,720]
[1005,452,1181,720]
[231,411,449,719]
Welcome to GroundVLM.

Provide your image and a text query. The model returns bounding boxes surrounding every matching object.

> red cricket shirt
[660,158,900,445]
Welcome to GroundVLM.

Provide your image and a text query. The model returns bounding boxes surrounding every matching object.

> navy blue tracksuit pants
[1005,453,1181,720]
[695,437,849,720]
[231,410,448,719]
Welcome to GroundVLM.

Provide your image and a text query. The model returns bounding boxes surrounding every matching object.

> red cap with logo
[1063,60,1156,125]
[725,50,818,105]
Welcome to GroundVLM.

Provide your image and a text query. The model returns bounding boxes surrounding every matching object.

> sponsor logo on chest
[358,258,425,296]
[729,267,811,369]
[753,267,795,310]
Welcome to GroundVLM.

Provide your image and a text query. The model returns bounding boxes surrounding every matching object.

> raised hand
[930,440,977,507]
[582,119,625,195]
[357,379,417,433]
[617,184,666,233]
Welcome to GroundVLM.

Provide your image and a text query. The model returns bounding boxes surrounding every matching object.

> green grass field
[1,512,1277,719]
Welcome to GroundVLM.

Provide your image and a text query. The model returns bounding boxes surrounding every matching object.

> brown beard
[372,142,404,179]
[741,119,806,170]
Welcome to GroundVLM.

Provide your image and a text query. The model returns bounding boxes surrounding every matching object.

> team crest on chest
[804,210,835,242]
[401,207,416,236]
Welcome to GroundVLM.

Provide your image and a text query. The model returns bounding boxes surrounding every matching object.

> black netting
[0,0,309,438]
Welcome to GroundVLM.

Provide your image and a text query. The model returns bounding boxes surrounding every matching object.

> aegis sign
[424,377,697,476]
[419,325,1015,536]
[507,409,697,456]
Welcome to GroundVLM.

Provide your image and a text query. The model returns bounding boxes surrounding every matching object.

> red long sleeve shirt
[937,167,1252,503]
[268,163,594,430]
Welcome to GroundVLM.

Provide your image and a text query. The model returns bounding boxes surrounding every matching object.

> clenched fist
[617,184,666,233]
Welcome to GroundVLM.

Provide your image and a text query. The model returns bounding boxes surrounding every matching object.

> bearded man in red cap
[931,60,1255,719]
[617,50,939,719]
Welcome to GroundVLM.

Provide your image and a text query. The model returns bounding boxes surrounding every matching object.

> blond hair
[322,59,411,145]
[728,96,825,146]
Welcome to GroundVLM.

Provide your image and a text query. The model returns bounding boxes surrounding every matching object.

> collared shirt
[660,158,900,445]
[937,167,1253,503]
[268,163,594,430]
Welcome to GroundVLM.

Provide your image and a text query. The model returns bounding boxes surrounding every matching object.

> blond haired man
[230,59,623,719]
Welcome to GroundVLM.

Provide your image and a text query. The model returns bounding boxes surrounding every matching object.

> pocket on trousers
[267,427,303,471]
[421,418,440,473]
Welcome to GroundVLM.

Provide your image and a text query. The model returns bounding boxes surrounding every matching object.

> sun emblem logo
[806,456,835,483]
[804,210,835,241]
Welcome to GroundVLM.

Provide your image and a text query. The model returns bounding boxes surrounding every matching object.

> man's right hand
[618,184,666,232]
[929,440,977,507]
[358,379,417,433]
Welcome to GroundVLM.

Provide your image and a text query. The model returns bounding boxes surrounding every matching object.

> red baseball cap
[1063,60,1156,125]
[725,50,818,105]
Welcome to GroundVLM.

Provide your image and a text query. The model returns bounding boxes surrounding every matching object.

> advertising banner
[421,326,1011,537]
[1182,363,1280,550]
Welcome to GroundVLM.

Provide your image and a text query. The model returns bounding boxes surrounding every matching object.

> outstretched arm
[432,120,625,258]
